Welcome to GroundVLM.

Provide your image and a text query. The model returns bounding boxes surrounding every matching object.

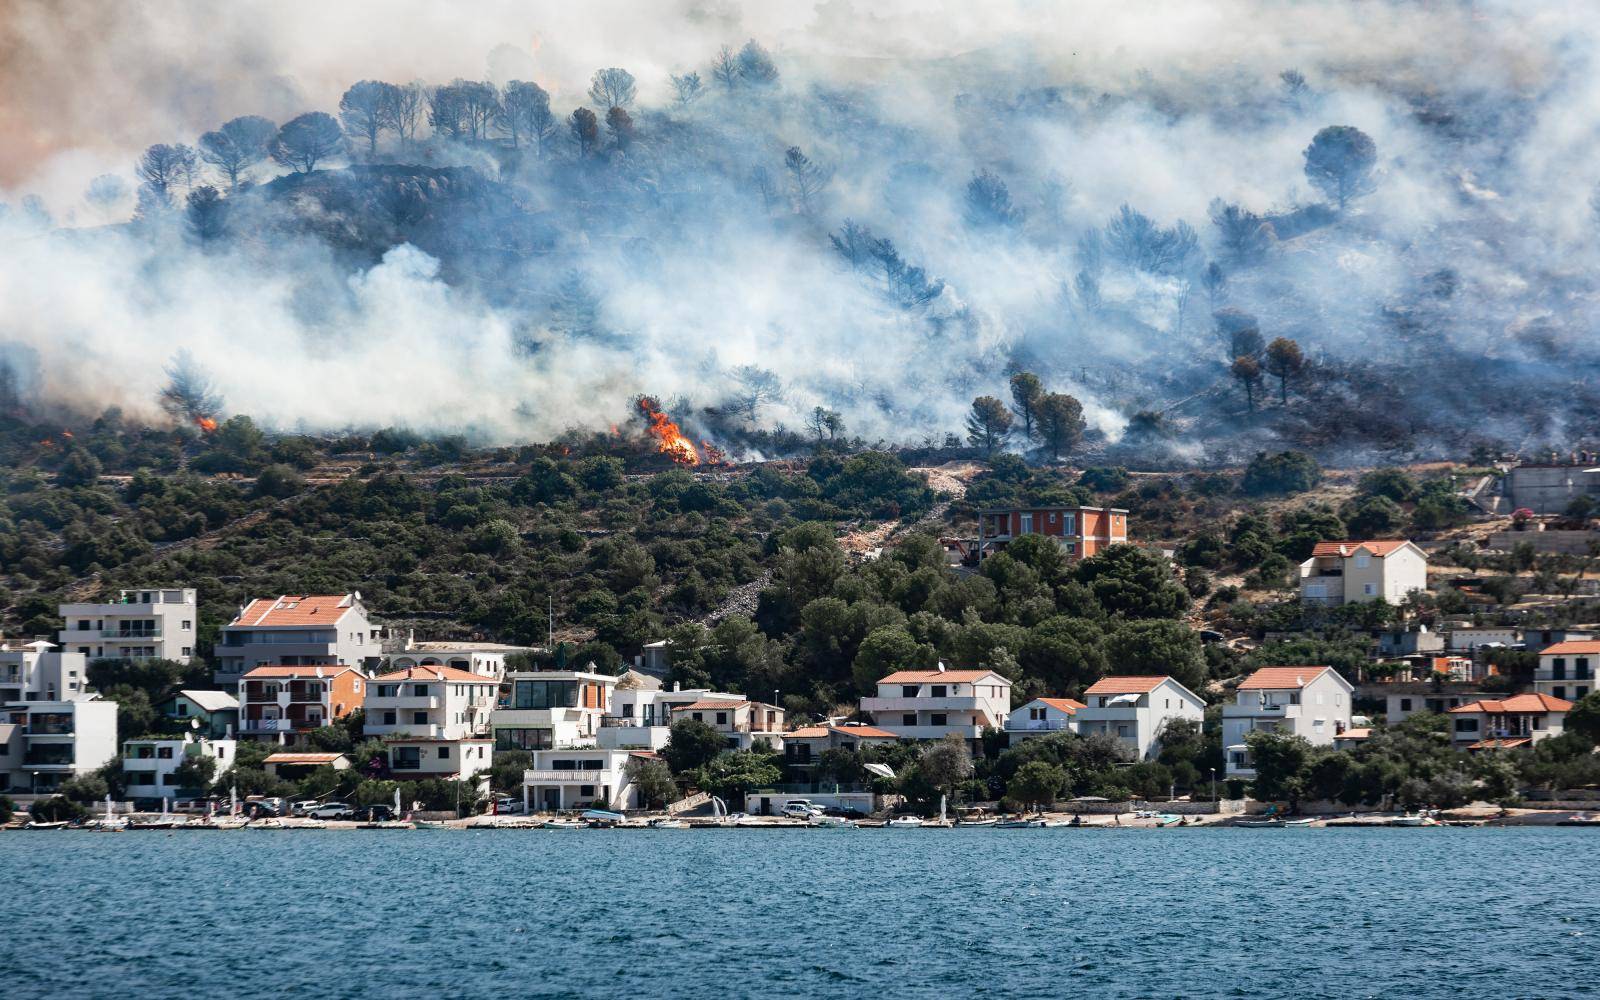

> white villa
[521,747,657,812]
[600,676,747,751]
[1223,666,1355,778]
[0,640,88,704]
[365,664,499,783]
[667,699,785,752]
[1299,540,1428,606]
[0,694,119,796]
[1075,676,1205,760]
[490,668,617,752]
[859,666,1012,744]
[1005,697,1086,742]
[1448,694,1572,750]
[215,593,381,690]
[58,588,198,663]
[121,735,234,802]
[1533,641,1598,703]
[381,634,535,681]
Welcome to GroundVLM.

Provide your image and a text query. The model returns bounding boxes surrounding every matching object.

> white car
[306,802,354,820]
[782,800,825,819]
[494,796,524,815]
[289,800,322,817]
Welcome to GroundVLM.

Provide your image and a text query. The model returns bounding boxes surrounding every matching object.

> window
[692,712,703,722]
[494,728,553,751]
[512,679,579,710]
[580,785,595,797]
[177,703,189,717]
[1030,708,1045,721]
[1454,718,1479,733]
[1020,513,1034,534]
[621,704,634,718]
[1400,698,1413,712]
[412,711,428,725]
[1552,658,1567,680]
[901,685,919,698]
[1313,718,1325,732]
[1554,687,1567,701]
[410,683,430,697]
[715,712,728,725]
[181,647,192,657]
[382,711,396,725]
[438,746,450,758]
[1533,715,1548,731]
[158,746,174,759]
[1355,553,1371,568]
[181,620,191,630]
[1363,583,1376,596]
[930,713,947,726]
[1288,693,1300,706]
[1116,724,1130,737]
[931,685,947,698]
[76,620,90,631]
[902,714,916,726]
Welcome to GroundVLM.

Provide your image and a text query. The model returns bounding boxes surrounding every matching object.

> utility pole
[547,595,554,650]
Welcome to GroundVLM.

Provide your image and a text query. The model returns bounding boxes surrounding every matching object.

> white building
[1448,694,1572,750]
[667,699,785,752]
[381,635,535,681]
[521,747,656,812]
[1446,626,1520,654]
[0,640,88,703]
[121,735,234,802]
[365,664,499,783]
[1223,666,1355,778]
[859,666,1012,744]
[1299,540,1428,606]
[598,675,748,751]
[1005,697,1086,742]
[58,588,197,663]
[1533,641,1599,703]
[1075,676,1205,760]
[1384,687,1493,725]
[215,594,381,689]
[0,695,119,796]
[491,669,617,752]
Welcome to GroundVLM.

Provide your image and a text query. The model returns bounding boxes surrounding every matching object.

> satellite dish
[190,717,201,730]
[864,762,896,780]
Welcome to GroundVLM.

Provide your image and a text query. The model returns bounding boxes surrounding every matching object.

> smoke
[1,0,1598,455]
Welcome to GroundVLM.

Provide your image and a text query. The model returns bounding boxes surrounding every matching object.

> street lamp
[1210,768,1217,803]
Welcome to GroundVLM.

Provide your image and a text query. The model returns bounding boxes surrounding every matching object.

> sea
[2,826,1595,999]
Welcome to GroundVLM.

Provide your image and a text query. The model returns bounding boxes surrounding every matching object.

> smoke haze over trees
[1,0,1599,462]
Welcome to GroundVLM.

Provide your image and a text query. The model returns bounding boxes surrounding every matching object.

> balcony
[523,769,608,783]
[861,696,987,712]
[240,718,301,734]
[1007,720,1072,732]
[875,724,984,740]
[368,696,440,710]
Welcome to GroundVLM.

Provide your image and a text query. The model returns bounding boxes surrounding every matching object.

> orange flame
[195,416,218,433]
[61,429,74,439]
[638,398,699,465]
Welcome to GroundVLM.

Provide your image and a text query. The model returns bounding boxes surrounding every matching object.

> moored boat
[1234,818,1284,828]
[649,818,690,829]
[885,816,923,828]
[542,819,583,830]
[996,818,1048,828]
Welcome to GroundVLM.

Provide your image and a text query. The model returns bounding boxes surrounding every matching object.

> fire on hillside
[636,396,726,466]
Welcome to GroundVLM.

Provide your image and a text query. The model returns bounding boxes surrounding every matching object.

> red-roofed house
[1534,641,1599,702]
[1223,666,1353,778]
[365,665,500,783]
[216,593,380,690]
[976,505,1129,562]
[1005,697,1087,741]
[859,665,1012,745]
[1448,693,1572,749]
[668,699,785,752]
[239,664,367,746]
[1075,676,1205,759]
[1299,540,1427,606]
[783,722,899,770]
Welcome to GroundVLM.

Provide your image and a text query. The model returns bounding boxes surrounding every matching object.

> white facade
[0,640,88,703]
[382,636,533,681]
[121,736,234,801]
[386,737,494,782]
[491,670,617,752]
[1533,642,1599,703]
[521,748,651,811]
[59,588,197,663]
[1223,667,1354,778]
[1448,694,1571,749]
[1299,541,1428,606]
[366,664,499,782]
[667,700,785,752]
[0,696,119,796]
[1446,627,1520,654]
[216,594,380,688]
[1385,688,1491,725]
[860,668,1012,742]
[598,683,745,750]
[1005,698,1084,741]
[1075,677,1205,760]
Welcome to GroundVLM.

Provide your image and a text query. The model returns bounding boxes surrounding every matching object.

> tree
[1102,204,1196,275]
[1303,125,1377,210]
[1208,199,1274,265]
[1231,355,1263,411]
[339,80,400,158]
[965,170,1021,227]
[1201,261,1227,308]
[198,115,276,189]
[1008,372,1044,441]
[588,68,637,109]
[1035,393,1086,462]
[569,107,600,156]
[1345,496,1406,537]
[1262,337,1304,404]
[670,71,704,106]
[624,757,679,808]
[500,81,554,152]
[697,750,781,803]
[135,143,197,204]
[84,174,129,217]
[1568,691,1600,746]
[1245,730,1312,804]
[1008,760,1066,810]
[605,106,635,150]
[57,449,102,488]
[662,719,726,774]
[1280,69,1311,112]
[966,396,1013,456]
[783,146,830,215]
[1077,545,1191,620]
[1241,450,1321,496]
[917,735,975,799]
[711,45,740,91]
[186,185,225,241]
[1106,620,1206,693]
[829,219,876,270]
[388,82,427,142]
[159,349,223,424]
[1214,307,1262,360]
[851,626,926,692]
[806,406,842,442]
[272,112,343,173]
[737,41,779,85]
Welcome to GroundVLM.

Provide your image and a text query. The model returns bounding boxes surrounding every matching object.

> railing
[391,759,421,771]
[523,769,607,782]
[24,725,74,736]
[600,716,658,728]
[1008,720,1071,732]
[101,629,162,639]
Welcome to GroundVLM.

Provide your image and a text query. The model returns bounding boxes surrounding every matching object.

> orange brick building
[238,664,367,746]
[976,505,1128,562]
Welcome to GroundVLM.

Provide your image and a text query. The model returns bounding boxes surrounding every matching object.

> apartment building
[667,699,785,752]
[121,735,234,802]
[976,505,1129,562]
[859,666,1012,744]
[58,588,197,663]
[599,676,746,751]
[490,669,617,752]
[1005,697,1086,742]
[1223,666,1354,778]
[1299,540,1428,606]
[365,665,499,783]
[1448,694,1572,750]
[1076,676,1204,760]
[0,695,119,796]
[215,594,380,689]
[1534,641,1599,703]
[521,748,655,812]
[237,664,366,746]
[0,640,88,703]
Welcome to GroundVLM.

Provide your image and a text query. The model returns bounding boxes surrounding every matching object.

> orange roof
[241,665,362,679]
[1037,697,1087,714]
[785,725,899,740]
[1468,737,1532,750]
[263,752,346,764]
[1449,693,1572,714]
[1337,728,1373,740]
[370,665,493,684]
[879,669,1004,684]
[229,595,359,627]
[1238,666,1336,690]
[676,700,752,711]
[1542,641,1600,656]
[1310,540,1413,558]
[1084,676,1169,695]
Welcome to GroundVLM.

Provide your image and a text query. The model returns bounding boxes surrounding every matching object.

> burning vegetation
[637,396,702,466]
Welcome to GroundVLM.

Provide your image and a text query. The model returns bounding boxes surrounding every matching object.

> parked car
[289,800,322,817]
[782,800,825,819]
[352,804,394,822]
[494,796,524,815]
[306,802,354,820]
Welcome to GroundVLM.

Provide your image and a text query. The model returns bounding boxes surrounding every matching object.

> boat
[582,808,626,827]
[885,816,923,828]
[129,818,185,831]
[808,814,856,828]
[1282,817,1317,828]
[649,818,690,830]
[25,820,70,830]
[1152,814,1183,827]
[415,820,451,830]
[1558,812,1600,827]
[996,817,1048,828]
[957,817,998,827]
[542,819,583,830]
[1389,814,1440,827]
[1234,818,1284,828]
[247,818,285,830]
[358,820,415,830]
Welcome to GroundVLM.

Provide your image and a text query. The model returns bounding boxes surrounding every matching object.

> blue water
[2,827,1595,998]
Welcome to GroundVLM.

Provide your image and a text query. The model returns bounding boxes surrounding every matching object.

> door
[543,788,561,812]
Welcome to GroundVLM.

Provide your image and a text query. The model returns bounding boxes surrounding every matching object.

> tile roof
[1310,540,1413,558]
[1237,666,1336,690]
[263,752,346,764]
[370,665,494,684]
[229,595,358,627]
[1036,697,1088,714]
[1541,641,1600,656]
[177,689,238,713]
[1337,727,1373,740]
[241,665,362,679]
[1084,676,1170,695]
[1448,693,1573,714]
[676,700,752,711]
[785,724,900,740]
[878,669,1004,684]
[1468,737,1533,750]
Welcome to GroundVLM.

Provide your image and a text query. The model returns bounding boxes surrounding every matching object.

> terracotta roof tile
[1541,641,1600,656]
[241,665,362,679]
[263,752,346,764]
[1238,666,1336,690]
[1083,676,1169,695]
[229,595,360,627]
[785,724,899,740]
[1310,540,1413,558]
[1036,697,1087,714]
[1468,737,1533,750]
[370,665,494,684]
[1448,693,1573,714]
[879,669,1005,684]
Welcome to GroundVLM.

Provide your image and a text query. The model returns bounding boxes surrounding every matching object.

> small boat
[542,819,583,830]
[808,814,856,828]
[1389,814,1440,827]
[996,818,1048,829]
[649,818,690,830]
[1234,818,1284,828]
[415,820,451,830]
[130,819,185,831]
[1282,818,1316,828]
[358,820,416,830]
[25,820,70,830]
[1151,814,1183,827]
[1558,812,1600,827]
[957,817,998,827]
[886,816,923,828]
[581,808,626,827]
[247,818,285,830]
